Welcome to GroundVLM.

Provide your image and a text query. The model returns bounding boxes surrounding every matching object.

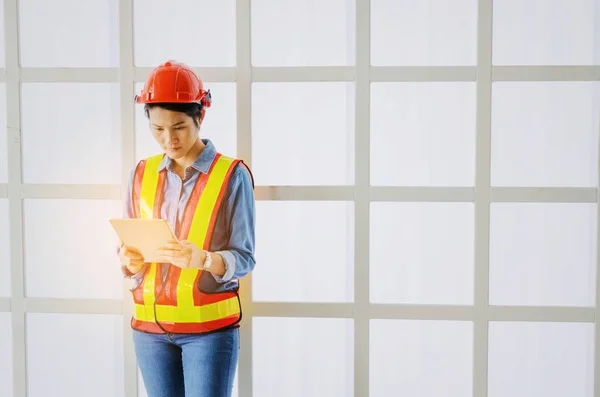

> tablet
[110,218,178,263]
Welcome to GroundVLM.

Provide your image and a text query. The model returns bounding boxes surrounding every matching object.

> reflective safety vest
[129,152,246,334]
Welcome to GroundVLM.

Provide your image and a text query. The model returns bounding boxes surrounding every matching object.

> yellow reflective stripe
[176,268,199,307]
[134,296,240,323]
[139,154,163,219]
[187,155,235,249]
[142,263,157,307]
[136,155,162,321]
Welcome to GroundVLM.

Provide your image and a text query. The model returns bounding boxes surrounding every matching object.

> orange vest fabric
[129,152,243,334]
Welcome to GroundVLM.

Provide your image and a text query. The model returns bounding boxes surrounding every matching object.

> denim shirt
[124,139,256,293]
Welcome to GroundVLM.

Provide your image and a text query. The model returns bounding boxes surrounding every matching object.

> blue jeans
[133,327,239,397]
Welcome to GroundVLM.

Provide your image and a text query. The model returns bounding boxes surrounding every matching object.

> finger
[157,250,173,258]
[158,252,190,266]
[159,243,183,251]
[159,249,190,258]
[167,259,188,269]
[125,251,143,260]
[158,256,177,267]
[124,246,143,256]
[124,249,142,257]
[125,259,143,269]
[179,240,198,249]
[127,263,145,273]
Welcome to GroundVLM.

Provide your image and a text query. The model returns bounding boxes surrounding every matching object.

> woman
[117,60,256,397]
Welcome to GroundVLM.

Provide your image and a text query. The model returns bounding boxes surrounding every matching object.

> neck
[173,138,205,171]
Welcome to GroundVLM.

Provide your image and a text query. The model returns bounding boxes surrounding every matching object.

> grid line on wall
[2,184,599,203]
[594,48,600,397]
[2,184,600,203]
[1,298,596,323]
[473,0,493,396]
[117,0,137,395]
[493,65,600,81]
[354,0,371,395]
[4,0,26,396]
[20,184,122,199]
[235,0,254,396]
[1,65,600,83]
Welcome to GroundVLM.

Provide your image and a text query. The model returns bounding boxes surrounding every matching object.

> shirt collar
[156,139,217,174]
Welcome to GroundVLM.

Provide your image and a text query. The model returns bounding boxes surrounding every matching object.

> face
[148,106,205,159]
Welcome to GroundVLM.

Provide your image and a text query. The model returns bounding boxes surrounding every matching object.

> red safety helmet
[134,60,212,107]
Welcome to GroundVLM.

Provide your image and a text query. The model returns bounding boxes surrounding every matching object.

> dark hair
[144,102,204,127]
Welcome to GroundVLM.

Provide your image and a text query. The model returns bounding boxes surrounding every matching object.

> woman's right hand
[119,245,146,275]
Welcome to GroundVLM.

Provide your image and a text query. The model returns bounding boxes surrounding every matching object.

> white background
[0,0,599,396]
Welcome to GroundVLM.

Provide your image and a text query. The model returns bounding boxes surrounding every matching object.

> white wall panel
[21,83,121,185]
[492,0,600,65]
[0,0,4,67]
[133,0,236,67]
[370,82,476,186]
[252,82,355,186]
[18,0,119,67]
[491,82,599,187]
[370,0,478,66]
[488,321,595,397]
[253,317,354,397]
[23,199,123,299]
[253,201,354,302]
[0,83,5,183]
[0,199,10,296]
[251,0,355,66]
[26,313,124,397]
[370,319,473,397]
[370,202,475,305]
[490,203,597,307]
[0,313,12,396]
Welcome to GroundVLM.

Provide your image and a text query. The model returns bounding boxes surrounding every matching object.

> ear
[198,108,206,126]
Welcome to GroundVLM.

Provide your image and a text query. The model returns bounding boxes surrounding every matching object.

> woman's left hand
[157,240,205,269]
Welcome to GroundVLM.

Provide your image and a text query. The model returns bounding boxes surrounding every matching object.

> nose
[164,130,178,146]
